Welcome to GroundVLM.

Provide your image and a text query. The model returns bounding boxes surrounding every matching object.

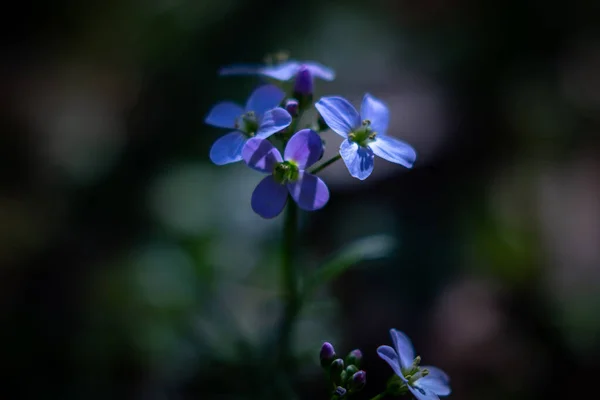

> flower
[242,129,330,218]
[315,94,417,180]
[377,329,451,400]
[219,60,335,82]
[205,84,292,165]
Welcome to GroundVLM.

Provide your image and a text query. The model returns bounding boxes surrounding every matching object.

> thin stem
[277,199,300,370]
[310,154,342,174]
[368,393,387,400]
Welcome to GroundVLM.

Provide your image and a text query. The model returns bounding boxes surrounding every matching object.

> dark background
[1,0,600,399]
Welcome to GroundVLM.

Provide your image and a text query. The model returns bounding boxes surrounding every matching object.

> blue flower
[242,129,330,218]
[378,329,451,400]
[219,60,335,82]
[205,85,292,165]
[315,94,417,180]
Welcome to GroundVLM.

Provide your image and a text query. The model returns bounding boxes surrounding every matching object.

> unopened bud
[320,342,336,368]
[345,365,359,377]
[285,99,299,117]
[346,349,363,367]
[330,359,344,384]
[293,65,313,96]
[348,370,366,392]
[333,386,347,398]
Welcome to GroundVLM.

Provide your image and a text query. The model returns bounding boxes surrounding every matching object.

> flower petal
[370,136,417,168]
[205,102,244,129]
[259,61,301,80]
[422,366,450,384]
[408,385,440,400]
[376,345,405,381]
[209,131,247,165]
[246,84,286,116]
[251,176,288,219]
[304,62,335,81]
[340,140,374,180]
[256,107,292,139]
[415,374,451,397]
[390,329,416,370]
[315,96,360,137]
[218,64,262,76]
[242,137,283,173]
[287,172,329,211]
[284,129,323,169]
[361,93,389,135]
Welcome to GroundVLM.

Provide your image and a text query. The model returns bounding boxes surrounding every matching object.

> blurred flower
[294,65,314,96]
[315,94,416,180]
[205,85,291,165]
[243,129,329,218]
[285,99,299,117]
[219,60,335,82]
[378,329,451,400]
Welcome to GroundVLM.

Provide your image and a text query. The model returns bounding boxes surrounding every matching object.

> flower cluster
[320,330,451,400]
[320,342,367,398]
[205,55,417,218]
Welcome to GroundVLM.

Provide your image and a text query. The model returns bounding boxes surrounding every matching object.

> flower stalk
[311,154,342,174]
[277,200,300,371]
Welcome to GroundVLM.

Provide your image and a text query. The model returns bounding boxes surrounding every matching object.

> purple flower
[205,85,292,165]
[242,129,330,218]
[377,329,451,400]
[315,94,417,180]
[219,60,335,82]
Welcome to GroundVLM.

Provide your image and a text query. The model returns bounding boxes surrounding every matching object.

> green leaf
[303,235,396,298]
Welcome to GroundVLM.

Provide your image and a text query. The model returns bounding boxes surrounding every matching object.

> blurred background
[1,0,599,398]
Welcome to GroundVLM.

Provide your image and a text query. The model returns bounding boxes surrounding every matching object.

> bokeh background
[2,0,600,398]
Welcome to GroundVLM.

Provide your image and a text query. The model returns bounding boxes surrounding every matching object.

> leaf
[303,234,396,298]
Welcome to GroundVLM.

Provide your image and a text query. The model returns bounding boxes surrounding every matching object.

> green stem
[310,154,342,174]
[368,393,387,400]
[277,199,300,370]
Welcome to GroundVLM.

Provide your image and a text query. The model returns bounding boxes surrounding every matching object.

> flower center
[401,356,429,386]
[235,111,259,137]
[273,161,299,184]
[348,119,377,147]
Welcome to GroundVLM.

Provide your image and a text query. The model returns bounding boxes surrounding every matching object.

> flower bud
[346,349,363,367]
[345,365,359,377]
[293,65,313,96]
[348,370,366,392]
[330,358,344,385]
[320,342,336,368]
[285,99,299,118]
[333,386,347,398]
